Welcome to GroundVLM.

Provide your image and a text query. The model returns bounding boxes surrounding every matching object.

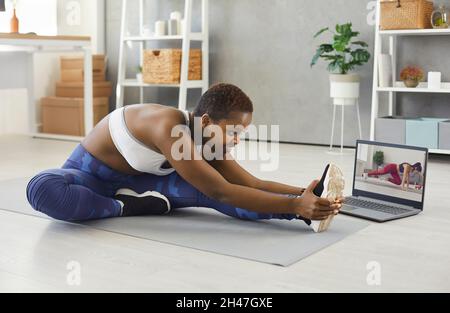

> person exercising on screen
[367,162,423,191]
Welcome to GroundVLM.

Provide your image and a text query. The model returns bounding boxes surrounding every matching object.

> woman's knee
[26,170,71,220]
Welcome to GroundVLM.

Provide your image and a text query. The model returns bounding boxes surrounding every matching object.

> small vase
[431,5,449,29]
[10,9,19,34]
[403,79,419,88]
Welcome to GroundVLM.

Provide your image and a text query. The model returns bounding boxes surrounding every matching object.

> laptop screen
[353,141,428,209]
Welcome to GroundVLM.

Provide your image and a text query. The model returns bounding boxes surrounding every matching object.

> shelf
[378,87,450,93]
[377,82,450,93]
[379,28,450,36]
[124,32,204,42]
[429,149,450,155]
[31,133,84,142]
[116,0,209,110]
[122,79,204,88]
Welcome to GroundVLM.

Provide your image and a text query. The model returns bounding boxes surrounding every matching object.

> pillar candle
[428,72,442,89]
[155,20,166,36]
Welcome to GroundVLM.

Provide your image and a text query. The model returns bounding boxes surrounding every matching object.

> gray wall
[106,0,450,146]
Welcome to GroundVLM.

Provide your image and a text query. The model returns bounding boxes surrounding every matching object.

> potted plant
[136,66,143,82]
[311,23,371,103]
[400,66,424,88]
[373,151,384,169]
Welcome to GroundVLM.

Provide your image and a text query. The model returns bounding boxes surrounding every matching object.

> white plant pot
[330,73,360,106]
[136,73,143,82]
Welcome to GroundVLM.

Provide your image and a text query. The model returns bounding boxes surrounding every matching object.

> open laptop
[341,140,428,222]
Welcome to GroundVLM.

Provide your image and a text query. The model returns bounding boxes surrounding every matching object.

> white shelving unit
[370,0,450,155]
[116,0,209,111]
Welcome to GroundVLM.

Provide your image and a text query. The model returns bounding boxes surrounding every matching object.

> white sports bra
[109,106,190,176]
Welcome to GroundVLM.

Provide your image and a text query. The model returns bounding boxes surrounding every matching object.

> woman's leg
[26,168,122,222]
[388,171,402,186]
[124,172,300,221]
[368,163,396,177]
[368,163,401,185]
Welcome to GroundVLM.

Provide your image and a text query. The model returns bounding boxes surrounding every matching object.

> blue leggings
[26,144,301,222]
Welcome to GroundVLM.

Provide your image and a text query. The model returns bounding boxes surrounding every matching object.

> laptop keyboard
[345,198,412,215]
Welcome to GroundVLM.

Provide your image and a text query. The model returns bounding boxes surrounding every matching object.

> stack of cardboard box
[41,55,112,136]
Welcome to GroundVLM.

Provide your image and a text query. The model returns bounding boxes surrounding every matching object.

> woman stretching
[368,162,423,191]
[26,83,342,231]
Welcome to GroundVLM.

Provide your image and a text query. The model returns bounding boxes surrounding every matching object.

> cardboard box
[41,97,109,136]
[61,69,106,82]
[56,81,113,98]
[60,55,106,71]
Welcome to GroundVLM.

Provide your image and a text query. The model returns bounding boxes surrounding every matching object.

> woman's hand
[333,197,345,215]
[294,180,342,220]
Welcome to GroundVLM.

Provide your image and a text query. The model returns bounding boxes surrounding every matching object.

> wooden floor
[1,135,450,293]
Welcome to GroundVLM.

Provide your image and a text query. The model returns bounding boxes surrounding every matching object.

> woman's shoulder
[131,104,189,136]
[131,103,186,124]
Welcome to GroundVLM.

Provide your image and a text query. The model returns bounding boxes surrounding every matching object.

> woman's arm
[152,119,339,220]
[210,155,305,196]
[258,180,306,196]
[402,164,411,190]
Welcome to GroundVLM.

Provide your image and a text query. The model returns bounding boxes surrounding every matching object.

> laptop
[341,140,428,222]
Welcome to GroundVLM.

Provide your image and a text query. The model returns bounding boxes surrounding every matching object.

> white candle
[168,19,178,36]
[428,72,442,89]
[155,20,166,37]
[142,25,152,37]
[170,11,182,35]
[170,11,182,21]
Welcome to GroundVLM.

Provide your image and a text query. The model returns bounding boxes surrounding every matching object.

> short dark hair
[412,162,423,172]
[194,83,254,121]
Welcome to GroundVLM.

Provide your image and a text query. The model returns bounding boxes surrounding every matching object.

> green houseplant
[311,23,371,75]
[136,65,143,82]
[373,151,385,168]
[311,22,371,102]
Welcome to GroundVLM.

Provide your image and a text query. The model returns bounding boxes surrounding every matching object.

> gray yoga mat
[0,178,369,266]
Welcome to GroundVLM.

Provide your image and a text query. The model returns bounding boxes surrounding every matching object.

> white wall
[57,0,105,54]
[375,146,426,168]
[0,0,57,35]
[0,0,105,54]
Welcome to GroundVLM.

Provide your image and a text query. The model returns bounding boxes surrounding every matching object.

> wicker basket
[380,0,434,30]
[143,49,202,84]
